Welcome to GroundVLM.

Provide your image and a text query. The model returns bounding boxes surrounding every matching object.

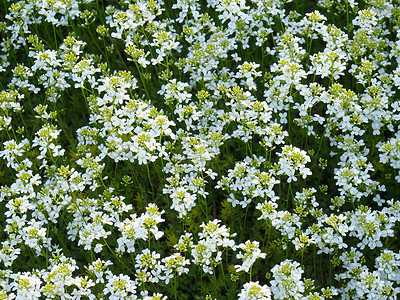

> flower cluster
[191,219,236,274]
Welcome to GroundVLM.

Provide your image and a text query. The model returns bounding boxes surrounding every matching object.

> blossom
[235,240,266,272]
[238,281,271,300]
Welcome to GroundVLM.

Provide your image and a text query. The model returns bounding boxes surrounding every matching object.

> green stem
[102,237,135,274]
[146,163,155,198]
[173,275,178,300]
[239,204,250,241]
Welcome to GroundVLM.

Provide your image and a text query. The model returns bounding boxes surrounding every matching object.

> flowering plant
[1,0,400,299]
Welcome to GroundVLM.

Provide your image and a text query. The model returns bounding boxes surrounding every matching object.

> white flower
[270,260,306,299]
[235,240,266,273]
[104,272,136,299]
[238,281,271,300]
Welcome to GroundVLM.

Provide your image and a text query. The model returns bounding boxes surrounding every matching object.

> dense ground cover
[1,0,400,298]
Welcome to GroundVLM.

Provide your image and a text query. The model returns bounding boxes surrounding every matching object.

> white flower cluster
[238,281,271,300]
[275,145,312,183]
[217,155,279,208]
[270,260,308,299]
[191,219,236,274]
[337,248,400,299]
[235,240,266,273]
[115,204,165,253]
